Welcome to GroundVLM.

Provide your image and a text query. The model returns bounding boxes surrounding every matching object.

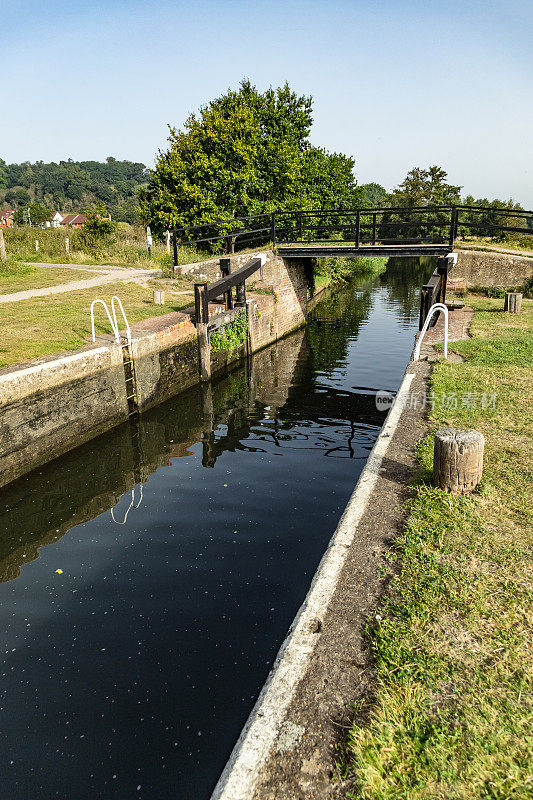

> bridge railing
[172,205,532,264]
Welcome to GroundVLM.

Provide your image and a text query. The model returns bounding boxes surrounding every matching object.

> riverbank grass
[343,296,532,799]
[0,282,194,369]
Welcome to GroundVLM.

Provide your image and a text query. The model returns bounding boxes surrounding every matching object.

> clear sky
[2,0,532,206]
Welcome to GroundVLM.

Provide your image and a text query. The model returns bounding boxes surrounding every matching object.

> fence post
[355,209,361,249]
[220,257,233,310]
[298,212,303,240]
[372,213,377,245]
[449,207,456,248]
[0,228,6,262]
[172,228,178,275]
[271,213,276,246]
[194,282,211,381]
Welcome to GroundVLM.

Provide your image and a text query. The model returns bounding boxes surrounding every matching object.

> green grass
[0,262,95,294]
[3,225,207,269]
[342,296,533,799]
[0,282,194,368]
[456,235,533,254]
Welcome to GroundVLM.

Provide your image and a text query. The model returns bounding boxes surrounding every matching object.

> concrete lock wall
[0,250,311,489]
[455,249,533,287]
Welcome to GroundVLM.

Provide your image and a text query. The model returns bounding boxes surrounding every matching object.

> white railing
[90,299,119,343]
[111,295,131,345]
[90,296,131,344]
[413,302,449,361]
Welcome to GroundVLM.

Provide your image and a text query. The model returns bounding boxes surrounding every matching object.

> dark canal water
[0,258,432,800]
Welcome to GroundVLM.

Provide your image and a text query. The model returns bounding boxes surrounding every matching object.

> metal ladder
[90,295,139,415]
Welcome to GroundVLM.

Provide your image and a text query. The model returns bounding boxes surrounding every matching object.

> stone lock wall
[0,250,311,489]
[455,249,533,287]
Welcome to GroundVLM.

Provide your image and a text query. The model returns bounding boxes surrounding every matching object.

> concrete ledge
[211,369,416,800]
[0,345,122,402]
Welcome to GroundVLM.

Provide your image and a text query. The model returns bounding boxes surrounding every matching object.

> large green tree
[139,80,362,231]
[390,166,462,207]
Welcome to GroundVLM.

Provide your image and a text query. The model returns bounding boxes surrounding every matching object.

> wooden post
[194,282,211,381]
[436,256,448,304]
[355,210,360,248]
[433,428,484,494]
[172,228,178,275]
[35,240,39,253]
[153,289,165,305]
[235,281,246,307]
[0,228,6,262]
[65,237,69,254]
[271,213,276,246]
[165,230,171,255]
[504,292,522,314]
[419,286,430,330]
[220,257,232,310]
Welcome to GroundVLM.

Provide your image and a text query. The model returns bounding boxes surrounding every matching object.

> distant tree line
[0,156,148,223]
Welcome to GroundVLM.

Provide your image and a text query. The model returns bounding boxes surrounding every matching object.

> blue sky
[2,0,532,205]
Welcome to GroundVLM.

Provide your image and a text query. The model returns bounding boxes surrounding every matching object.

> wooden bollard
[504,292,522,314]
[0,228,6,262]
[153,289,165,305]
[433,428,484,494]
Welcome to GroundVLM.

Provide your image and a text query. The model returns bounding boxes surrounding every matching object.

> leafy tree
[83,205,115,237]
[390,166,461,207]
[0,158,7,190]
[139,80,362,232]
[29,202,51,225]
[359,182,387,206]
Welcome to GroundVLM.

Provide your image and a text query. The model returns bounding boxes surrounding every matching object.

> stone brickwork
[455,249,533,287]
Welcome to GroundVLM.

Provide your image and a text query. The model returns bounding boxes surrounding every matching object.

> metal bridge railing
[169,204,533,271]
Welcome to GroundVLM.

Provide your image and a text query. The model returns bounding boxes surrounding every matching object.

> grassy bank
[343,296,532,799]
[0,261,96,294]
[2,225,203,269]
[0,282,194,368]
[456,235,533,254]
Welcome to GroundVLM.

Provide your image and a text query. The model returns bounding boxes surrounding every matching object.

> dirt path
[0,267,159,304]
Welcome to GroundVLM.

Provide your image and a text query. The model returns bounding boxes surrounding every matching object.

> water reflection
[0,258,433,800]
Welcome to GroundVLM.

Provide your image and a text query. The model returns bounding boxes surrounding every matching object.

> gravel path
[0,267,159,304]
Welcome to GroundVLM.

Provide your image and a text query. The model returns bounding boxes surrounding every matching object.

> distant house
[0,210,14,228]
[48,211,64,228]
[60,213,87,228]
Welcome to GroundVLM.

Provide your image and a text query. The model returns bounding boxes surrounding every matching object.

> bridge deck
[277,244,452,258]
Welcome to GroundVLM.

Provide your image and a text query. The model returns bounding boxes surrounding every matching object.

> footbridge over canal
[173,204,533,351]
